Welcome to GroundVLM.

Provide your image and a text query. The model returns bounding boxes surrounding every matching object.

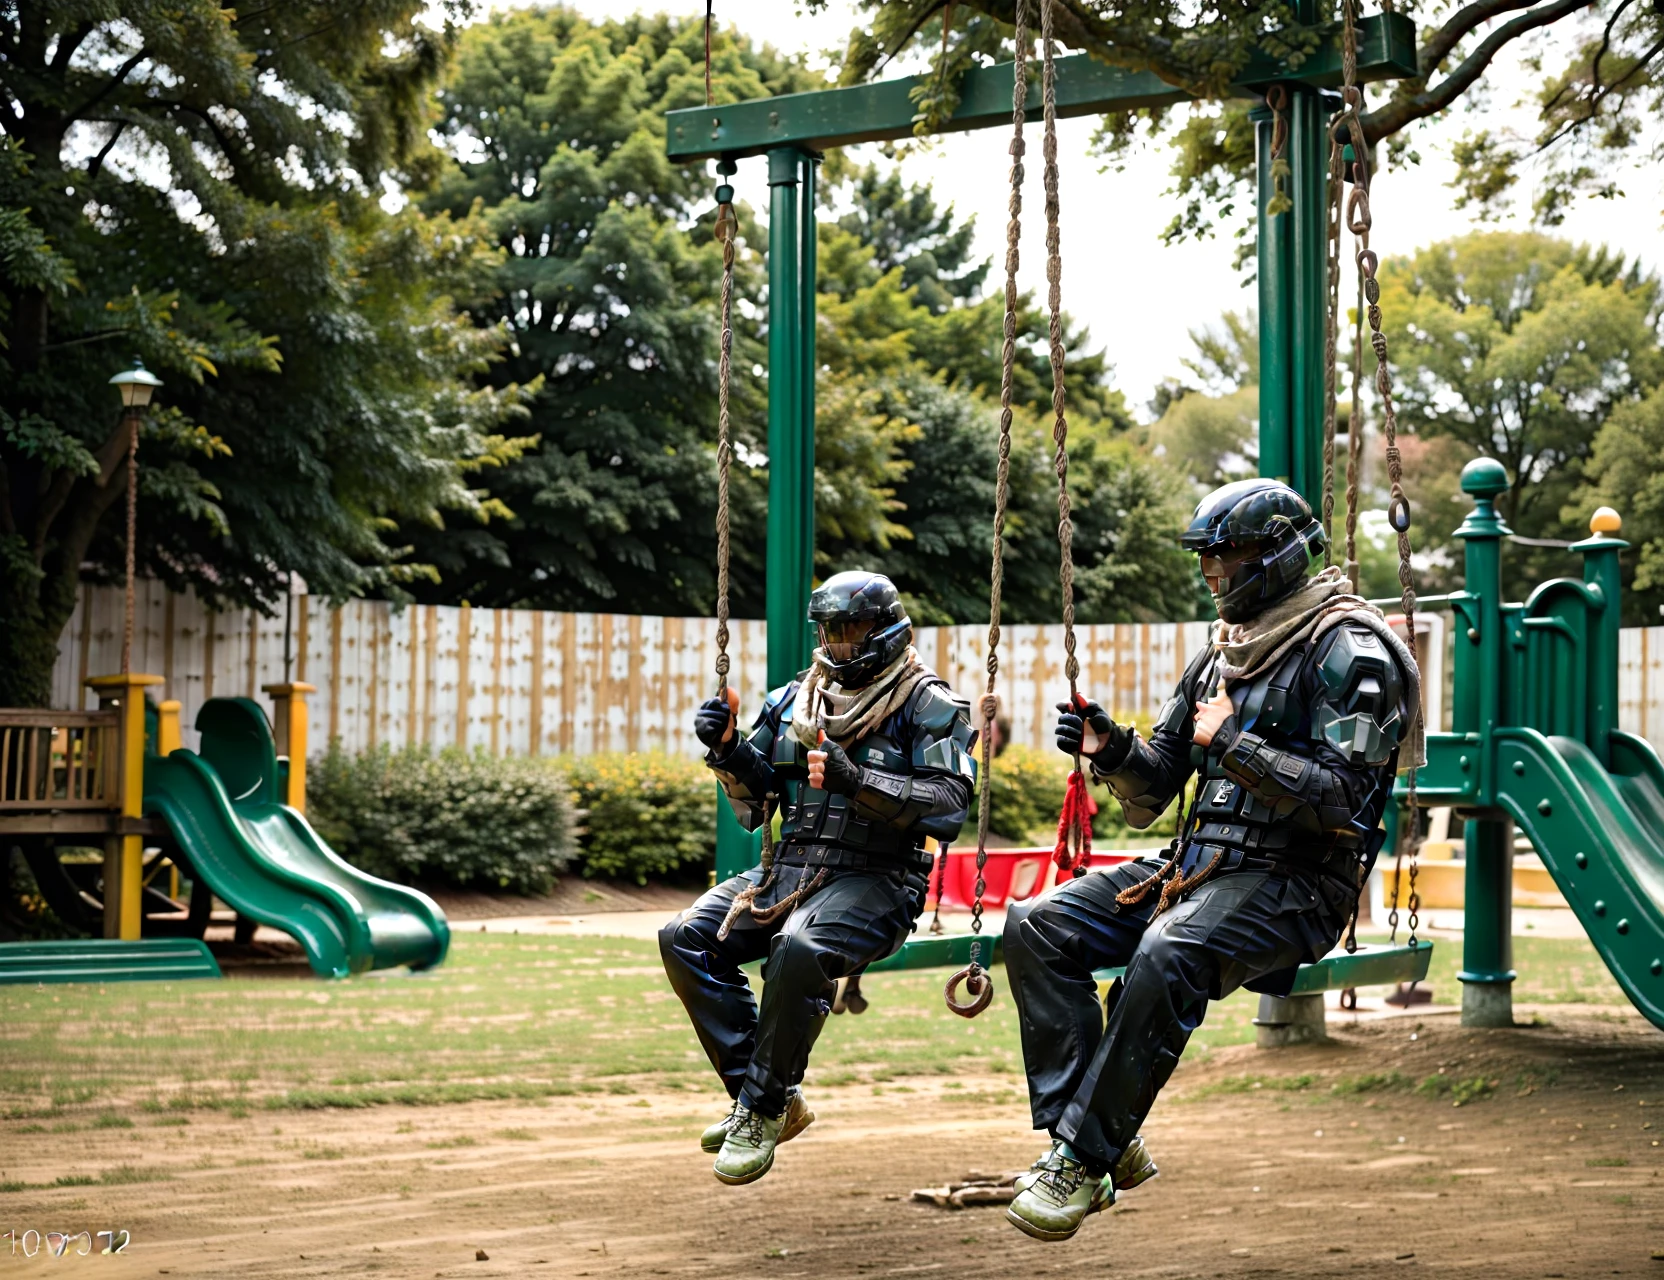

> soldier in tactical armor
[660,570,976,1186]
[1002,479,1421,1242]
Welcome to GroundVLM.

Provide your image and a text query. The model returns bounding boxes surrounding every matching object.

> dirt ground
[4,1009,1661,1278]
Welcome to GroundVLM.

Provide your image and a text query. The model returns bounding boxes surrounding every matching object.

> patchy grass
[0,931,1630,1121]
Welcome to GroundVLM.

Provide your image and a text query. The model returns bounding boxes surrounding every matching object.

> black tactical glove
[1055,697,1128,764]
[694,694,737,756]
[815,737,862,795]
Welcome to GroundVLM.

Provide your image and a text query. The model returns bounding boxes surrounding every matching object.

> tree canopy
[831,2,1663,257]
[0,0,530,706]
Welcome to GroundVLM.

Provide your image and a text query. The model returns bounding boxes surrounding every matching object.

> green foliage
[975,744,1070,841]
[1580,386,1664,624]
[1377,232,1661,601]
[558,753,715,885]
[841,2,1661,254]
[398,9,817,616]
[0,1,532,706]
[308,745,574,894]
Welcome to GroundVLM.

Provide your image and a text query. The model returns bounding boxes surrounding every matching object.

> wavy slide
[1496,727,1664,1030]
[144,698,449,978]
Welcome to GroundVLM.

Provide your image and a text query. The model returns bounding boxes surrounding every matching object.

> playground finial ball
[1591,506,1622,535]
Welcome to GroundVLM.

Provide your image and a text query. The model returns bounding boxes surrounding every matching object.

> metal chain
[1320,91,1344,565]
[967,0,1029,965]
[121,408,138,675]
[1344,263,1365,591]
[1335,0,1421,946]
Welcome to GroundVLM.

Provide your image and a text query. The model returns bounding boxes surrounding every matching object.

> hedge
[308,744,575,894]
[558,753,715,885]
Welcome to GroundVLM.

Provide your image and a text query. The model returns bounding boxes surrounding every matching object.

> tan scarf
[1212,566,1426,769]
[789,645,932,749]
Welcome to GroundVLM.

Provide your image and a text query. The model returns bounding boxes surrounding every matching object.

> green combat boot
[700,1089,815,1154]
[1015,1134,1157,1195]
[712,1105,786,1185]
[1005,1141,1113,1242]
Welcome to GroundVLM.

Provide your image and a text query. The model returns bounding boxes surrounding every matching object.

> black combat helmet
[807,571,912,688]
[1180,479,1328,623]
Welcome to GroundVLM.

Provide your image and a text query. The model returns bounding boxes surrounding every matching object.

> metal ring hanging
[944,962,994,1018]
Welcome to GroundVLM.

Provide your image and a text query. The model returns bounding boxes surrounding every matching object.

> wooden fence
[51,582,1664,759]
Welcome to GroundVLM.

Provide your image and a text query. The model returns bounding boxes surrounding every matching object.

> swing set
[679,0,1433,1030]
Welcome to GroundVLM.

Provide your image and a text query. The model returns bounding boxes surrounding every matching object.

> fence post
[85,672,165,940]
[263,682,316,813]
[1573,507,1627,768]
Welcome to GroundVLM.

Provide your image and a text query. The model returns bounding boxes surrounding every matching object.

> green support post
[1573,508,1627,768]
[1288,86,1329,508]
[1254,100,1292,487]
[1453,458,1514,1026]
[1459,816,1516,1026]
[766,147,815,691]
[798,152,819,621]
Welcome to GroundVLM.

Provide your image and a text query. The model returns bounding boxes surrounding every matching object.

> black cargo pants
[660,860,928,1117]
[1003,852,1356,1173]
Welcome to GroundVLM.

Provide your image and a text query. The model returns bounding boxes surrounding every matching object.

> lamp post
[107,360,162,674]
[91,358,163,941]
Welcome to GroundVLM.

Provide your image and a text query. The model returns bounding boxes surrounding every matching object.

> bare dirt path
[4,1011,1660,1278]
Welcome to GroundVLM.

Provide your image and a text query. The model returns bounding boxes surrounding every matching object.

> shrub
[309,744,574,894]
[558,753,715,884]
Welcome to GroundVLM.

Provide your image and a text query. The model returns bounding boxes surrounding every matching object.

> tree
[1377,232,1661,597]
[0,0,527,707]
[831,2,1663,252]
[400,10,832,616]
[1577,387,1664,624]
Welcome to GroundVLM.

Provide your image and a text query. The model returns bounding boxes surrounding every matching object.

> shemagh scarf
[1211,565,1426,769]
[789,645,932,749]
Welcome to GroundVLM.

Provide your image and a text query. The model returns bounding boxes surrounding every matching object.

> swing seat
[1089,938,1432,993]
[869,930,1003,974]
[1096,940,1434,1048]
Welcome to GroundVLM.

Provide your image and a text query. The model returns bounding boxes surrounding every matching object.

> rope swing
[946,0,1089,1018]
[1321,0,1423,951]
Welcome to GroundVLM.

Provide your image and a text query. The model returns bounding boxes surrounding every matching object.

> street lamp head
[109,358,163,409]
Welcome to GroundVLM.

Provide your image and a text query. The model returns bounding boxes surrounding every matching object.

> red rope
[1052,767,1095,877]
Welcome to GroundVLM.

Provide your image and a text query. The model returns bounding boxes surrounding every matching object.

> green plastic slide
[144,698,450,978]
[1496,726,1664,1029]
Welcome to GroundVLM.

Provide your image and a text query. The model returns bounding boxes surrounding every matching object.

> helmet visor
[1198,543,1261,594]
[819,619,876,663]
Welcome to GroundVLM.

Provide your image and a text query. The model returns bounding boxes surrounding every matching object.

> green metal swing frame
[666,7,1435,998]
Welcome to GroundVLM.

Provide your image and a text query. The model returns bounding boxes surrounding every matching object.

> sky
[492,0,1662,417]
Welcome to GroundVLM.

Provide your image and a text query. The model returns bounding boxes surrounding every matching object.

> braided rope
[969,0,1029,944]
[1039,0,1089,878]
[713,206,735,697]
[1335,0,1421,946]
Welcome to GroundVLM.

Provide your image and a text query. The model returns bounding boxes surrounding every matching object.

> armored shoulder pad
[760,681,799,729]
[909,679,969,731]
[909,681,976,779]
[1309,621,1407,765]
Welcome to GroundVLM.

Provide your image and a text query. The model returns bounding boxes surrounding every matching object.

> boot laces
[1037,1152,1093,1203]
[730,1107,769,1149]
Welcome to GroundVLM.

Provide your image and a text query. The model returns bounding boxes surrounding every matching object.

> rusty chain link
[1333,0,1421,947]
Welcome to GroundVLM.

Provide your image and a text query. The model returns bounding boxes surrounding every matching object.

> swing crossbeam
[668,13,1415,163]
